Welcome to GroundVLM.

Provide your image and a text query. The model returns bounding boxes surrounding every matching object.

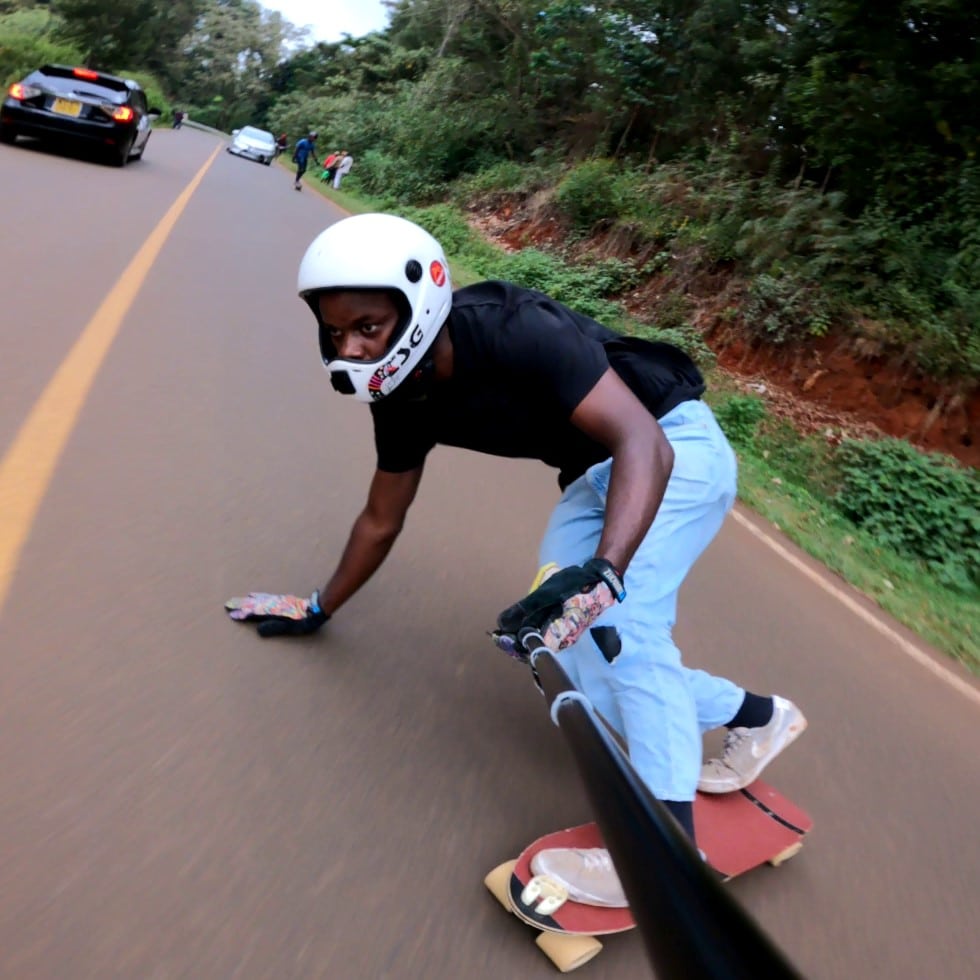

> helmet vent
[405,259,423,283]
[330,370,356,395]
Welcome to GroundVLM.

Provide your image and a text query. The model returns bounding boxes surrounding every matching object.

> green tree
[53,0,203,75]
[169,0,298,129]
[776,1,980,212]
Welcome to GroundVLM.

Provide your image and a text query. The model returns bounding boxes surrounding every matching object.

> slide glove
[496,558,625,649]
[225,590,329,638]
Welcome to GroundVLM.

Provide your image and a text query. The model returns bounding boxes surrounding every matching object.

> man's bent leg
[538,401,743,804]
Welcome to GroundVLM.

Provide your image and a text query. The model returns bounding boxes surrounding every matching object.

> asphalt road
[1,128,978,980]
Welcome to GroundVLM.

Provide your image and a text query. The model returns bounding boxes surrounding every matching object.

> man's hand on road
[225,590,329,638]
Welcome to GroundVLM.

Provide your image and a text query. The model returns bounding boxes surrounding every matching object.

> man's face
[318,290,401,361]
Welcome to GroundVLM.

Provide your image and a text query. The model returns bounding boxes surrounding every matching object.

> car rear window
[29,65,131,104]
[241,127,273,142]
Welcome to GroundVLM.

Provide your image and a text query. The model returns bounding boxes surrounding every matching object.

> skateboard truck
[520,875,570,916]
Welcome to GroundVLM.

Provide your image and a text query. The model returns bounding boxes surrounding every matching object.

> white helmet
[297,213,453,402]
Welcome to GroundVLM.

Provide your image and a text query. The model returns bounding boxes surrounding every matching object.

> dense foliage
[264,0,977,386]
[0,0,980,391]
[835,438,980,591]
[714,394,979,596]
[3,0,977,387]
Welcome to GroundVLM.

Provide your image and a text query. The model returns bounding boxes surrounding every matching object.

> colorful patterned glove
[497,558,625,636]
[493,559,624,659]
[225,590,329,638]
[541,581,618,651]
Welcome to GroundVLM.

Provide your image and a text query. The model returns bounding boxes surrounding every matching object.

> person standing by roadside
[292,131,320,191]
[332,150,353,189]
[320,150,341,183]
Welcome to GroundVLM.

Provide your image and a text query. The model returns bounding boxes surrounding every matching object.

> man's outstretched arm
[319,465,424,615]
[227,465,423,637]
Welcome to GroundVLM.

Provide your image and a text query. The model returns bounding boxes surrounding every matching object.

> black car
[0,64,161,166]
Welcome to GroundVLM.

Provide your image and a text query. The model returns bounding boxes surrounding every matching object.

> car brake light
[8,83,39,100]
[100,103,134,122]
[73,67,99,80]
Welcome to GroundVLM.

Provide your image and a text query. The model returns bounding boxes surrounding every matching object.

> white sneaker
[699,695,807,794]
[529,847,628,908]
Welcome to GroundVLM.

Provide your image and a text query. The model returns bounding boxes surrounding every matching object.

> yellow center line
[0,144,222,615]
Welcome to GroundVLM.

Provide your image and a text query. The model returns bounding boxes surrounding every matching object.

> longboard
[484,778,812,972]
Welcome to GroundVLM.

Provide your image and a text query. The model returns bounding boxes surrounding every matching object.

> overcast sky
[262,0,392,44]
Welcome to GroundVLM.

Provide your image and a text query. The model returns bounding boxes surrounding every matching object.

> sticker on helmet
[430,261,446,287]
[368,361,400,399]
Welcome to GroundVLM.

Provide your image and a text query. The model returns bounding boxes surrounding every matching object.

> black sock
[728,692,774,729]
[663,799,696,843]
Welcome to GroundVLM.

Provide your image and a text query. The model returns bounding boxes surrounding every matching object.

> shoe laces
[580,849,615,873]
[721,727,750,761]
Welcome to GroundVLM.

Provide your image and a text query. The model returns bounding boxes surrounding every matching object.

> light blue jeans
[539,399,744,802]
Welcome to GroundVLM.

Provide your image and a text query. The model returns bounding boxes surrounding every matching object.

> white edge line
[730,509,980,708]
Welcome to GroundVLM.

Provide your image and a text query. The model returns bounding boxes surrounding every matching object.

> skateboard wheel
[484,860,518,912]
[535,931,603,972]
[768,841,803,867]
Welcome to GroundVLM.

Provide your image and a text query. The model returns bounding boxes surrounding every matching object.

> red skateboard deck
[484,778,812,972]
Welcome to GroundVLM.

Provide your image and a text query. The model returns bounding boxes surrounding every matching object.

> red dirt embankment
[472,206,978,468]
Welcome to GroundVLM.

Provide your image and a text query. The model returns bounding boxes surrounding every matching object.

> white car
[227,125,276,165]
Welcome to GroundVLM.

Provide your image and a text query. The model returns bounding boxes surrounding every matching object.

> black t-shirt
[370,281,704,489]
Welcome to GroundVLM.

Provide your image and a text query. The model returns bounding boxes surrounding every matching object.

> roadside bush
[843,192,980,381]
[450,159,558,203]
[714,394,767,447]
[733,174,980,383]
[611,169,680,230]
[397,204,498,269]
[453,159,524,197]
[0,22,82,87]
[555,159,620,231]
[754,417,838,498]
[743,272,835,344]
[483,248,624,326]
[355,149,437,206]
[587,257,640,295]
[834,438,980,592]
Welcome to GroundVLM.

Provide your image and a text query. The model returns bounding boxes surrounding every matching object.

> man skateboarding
[226,213,807,906]
[292,131,319,190]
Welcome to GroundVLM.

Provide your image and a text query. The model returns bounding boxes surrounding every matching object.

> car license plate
[52,98,82,117]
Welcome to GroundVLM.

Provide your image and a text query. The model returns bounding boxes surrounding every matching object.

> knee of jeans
[612,627,683,680]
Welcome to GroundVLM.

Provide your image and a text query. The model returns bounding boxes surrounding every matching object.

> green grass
[729,443,978,672]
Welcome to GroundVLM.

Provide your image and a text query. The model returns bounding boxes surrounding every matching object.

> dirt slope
[470,203,978,468]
